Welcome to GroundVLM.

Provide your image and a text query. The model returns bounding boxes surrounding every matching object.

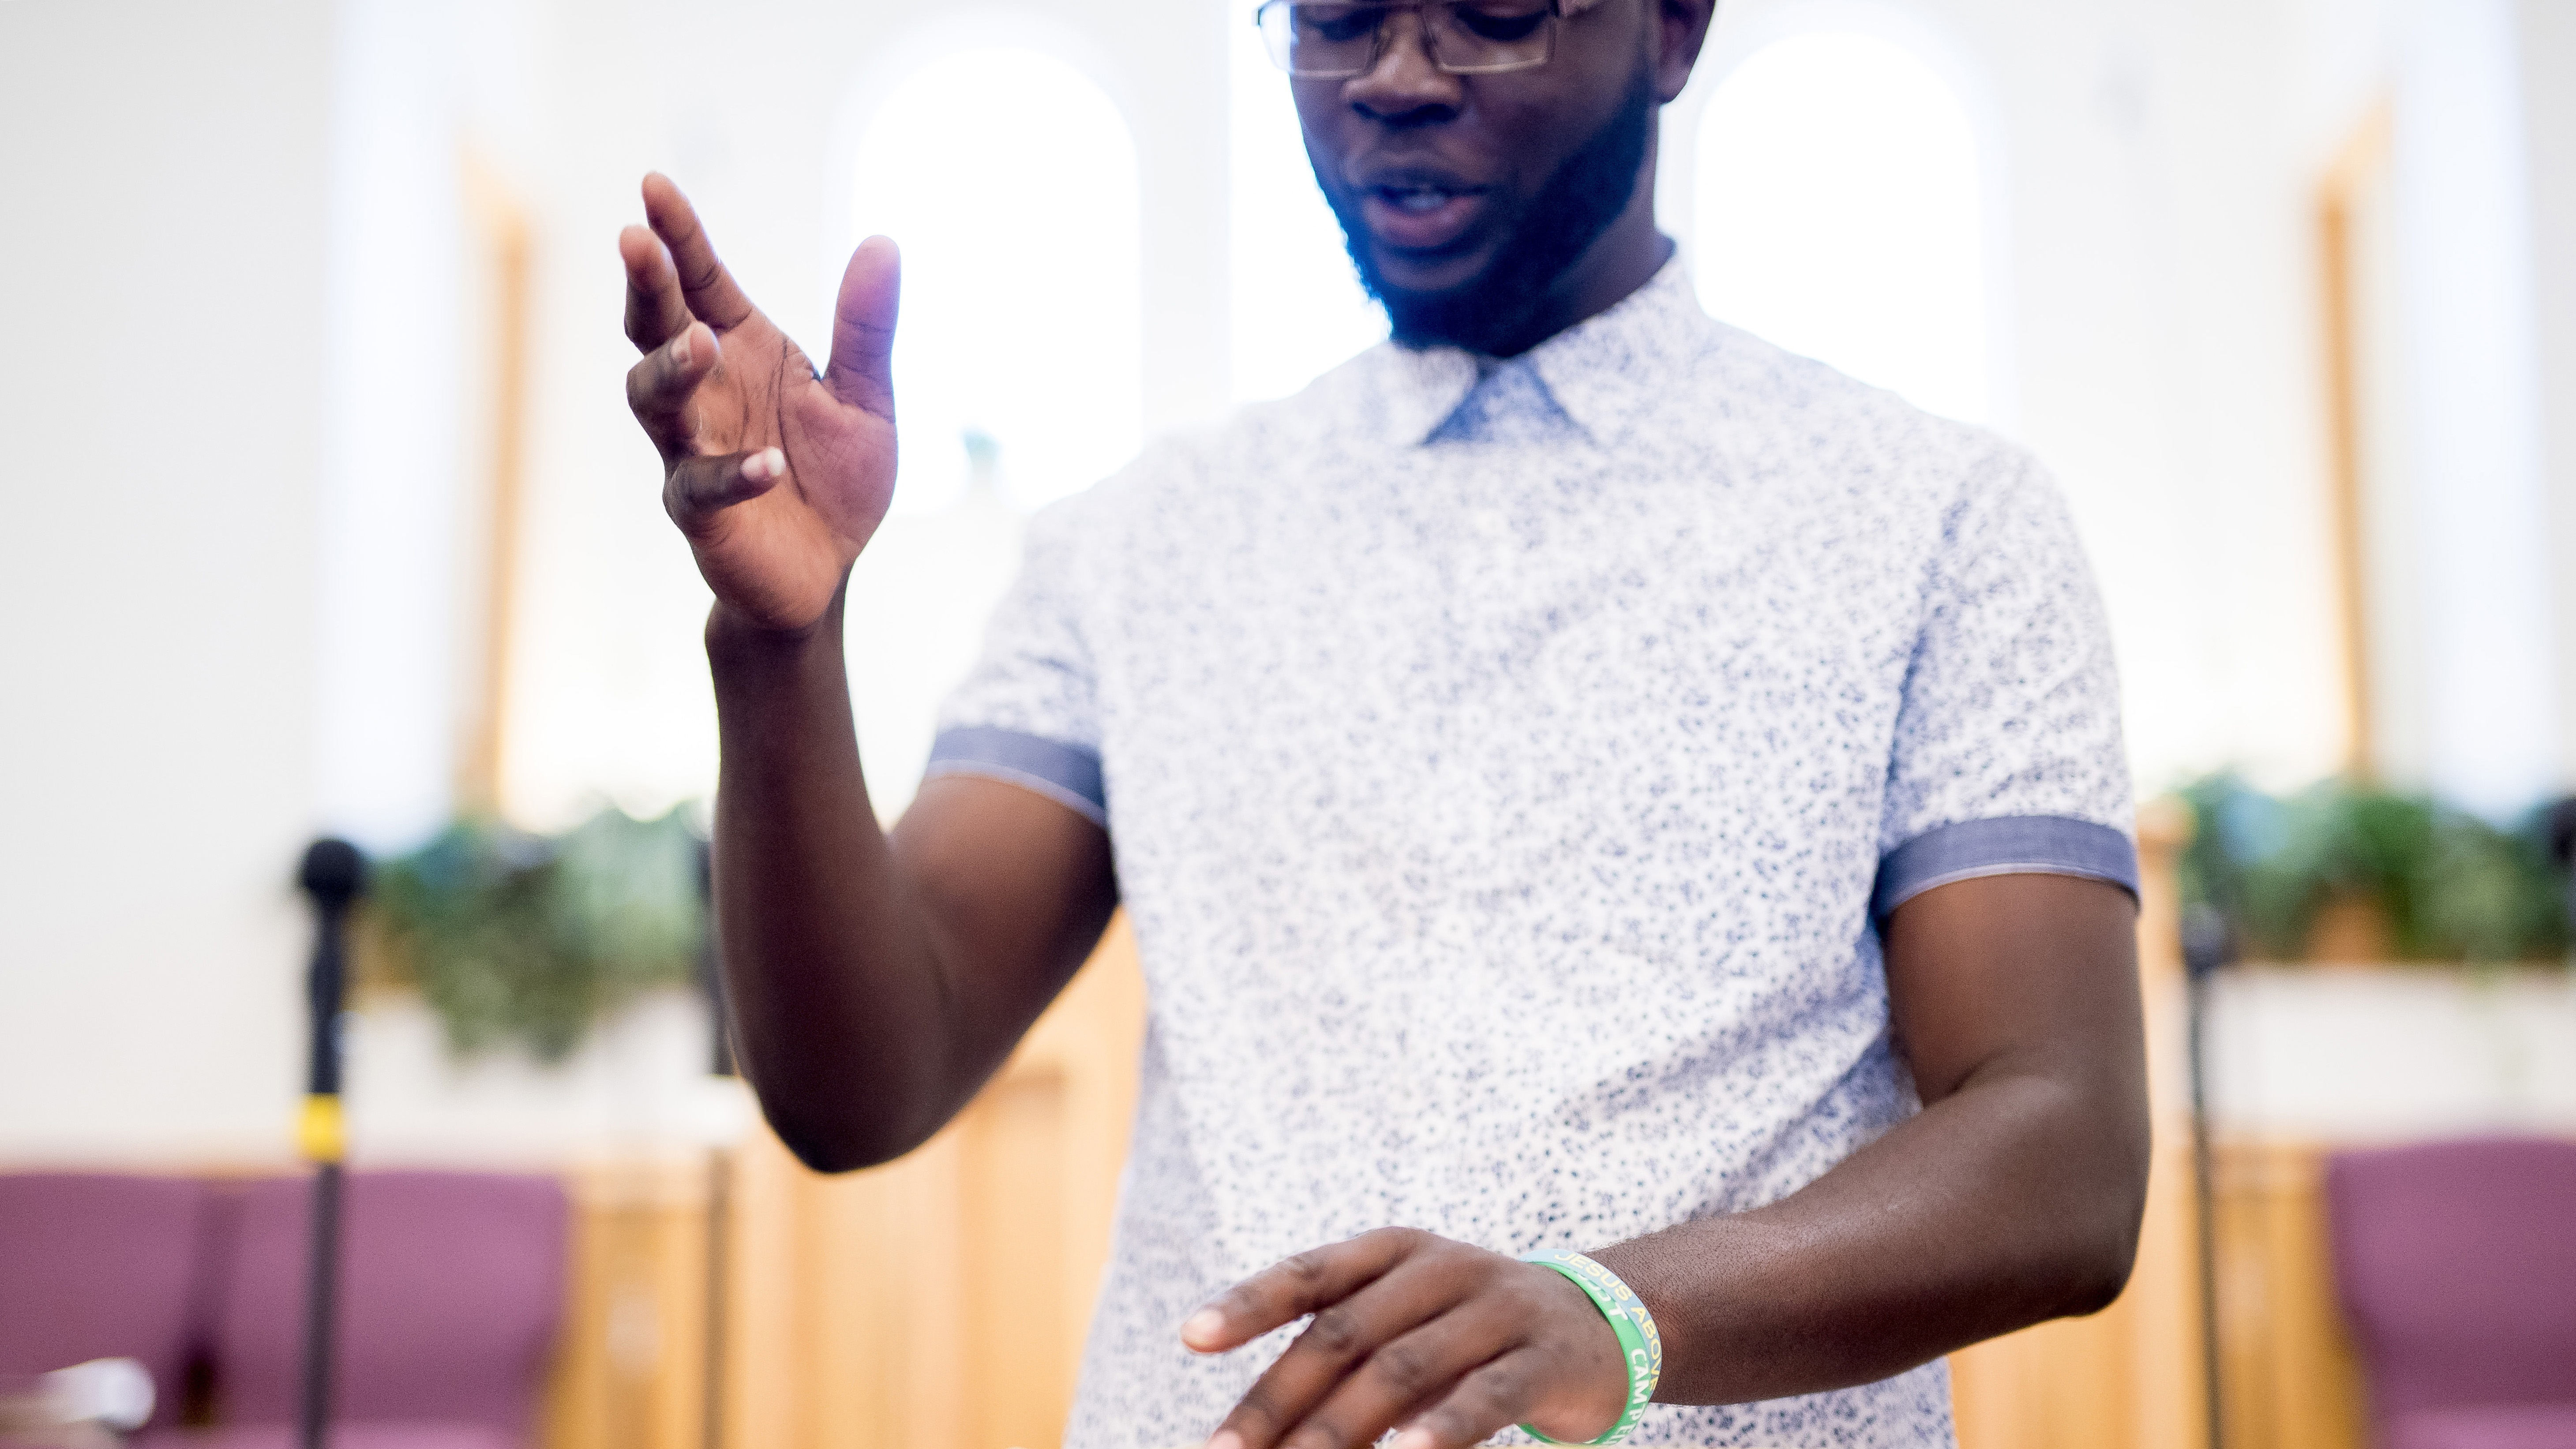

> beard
[1324,69,1656,355]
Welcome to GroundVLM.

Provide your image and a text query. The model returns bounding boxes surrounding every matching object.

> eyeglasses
[1252,0,1568,78]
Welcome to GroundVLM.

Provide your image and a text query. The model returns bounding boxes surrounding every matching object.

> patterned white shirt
[928,259,2134,1449]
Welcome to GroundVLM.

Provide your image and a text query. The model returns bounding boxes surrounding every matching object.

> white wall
[1663,0,2352,792]
[2204,969,2576,1138]
[2381,0,2557,814]
[2521,0,2576,796]
[316,0,472,852]
[488,0,1231,827]
[0,2,336,1161]
[343,992,750,1166]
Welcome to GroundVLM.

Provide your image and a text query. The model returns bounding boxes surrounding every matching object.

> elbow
[757,1090,943,1176]
[731,1032,960,1174]
[2046,1151,2151,1318]
[774,1127,888,1177]
[769,1116,924,1176]
[2044,1073,2154,1319]
[2054,1221,2141,1318]
[2003,1206,2139,1325]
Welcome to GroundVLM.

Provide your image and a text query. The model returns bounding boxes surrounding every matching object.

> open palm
[621,173,901,634]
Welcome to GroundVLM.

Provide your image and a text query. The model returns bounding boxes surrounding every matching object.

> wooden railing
[544,917,1145,1449]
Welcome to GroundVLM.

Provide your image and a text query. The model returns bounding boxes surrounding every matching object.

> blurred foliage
[368,805,706,1061]
[2175,773,2570,964]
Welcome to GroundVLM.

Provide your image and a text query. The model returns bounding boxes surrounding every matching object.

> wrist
[1523,1267,1632,1442]
[705,592,844,659]
[1520,1250,1663,1445]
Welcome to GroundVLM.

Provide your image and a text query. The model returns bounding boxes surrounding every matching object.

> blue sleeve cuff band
[924,726,1109,828]
[1873,815,2137,918]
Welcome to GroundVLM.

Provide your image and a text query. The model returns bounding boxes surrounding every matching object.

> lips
[1356,179,1491,252]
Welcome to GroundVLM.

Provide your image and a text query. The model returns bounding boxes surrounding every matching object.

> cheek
[1291,88,1352,175]
[1475,82,1600,179]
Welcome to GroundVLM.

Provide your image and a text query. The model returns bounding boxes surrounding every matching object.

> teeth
[1385,187,1454,213]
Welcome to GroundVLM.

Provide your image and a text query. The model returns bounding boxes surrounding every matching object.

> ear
[1650,0,1717,104]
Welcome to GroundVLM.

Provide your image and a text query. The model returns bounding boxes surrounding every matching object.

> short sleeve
[926,500,1109,828]
[1874,449,2137,917]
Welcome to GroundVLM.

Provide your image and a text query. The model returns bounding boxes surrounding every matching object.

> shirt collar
[1357,253,1711,451]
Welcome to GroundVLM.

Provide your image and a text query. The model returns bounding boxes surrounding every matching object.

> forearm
[707,592,963,1169]
[1181,880,2145,1449]
[1594,1056,2149,1404]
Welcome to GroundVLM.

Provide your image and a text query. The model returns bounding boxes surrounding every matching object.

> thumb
[824,236,900,420]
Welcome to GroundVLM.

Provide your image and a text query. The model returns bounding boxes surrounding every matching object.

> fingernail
[1182,1308,1224,1344]
[1204,1432,1242,1449]
[742,448,783,483]
[1392,1430,1435,1449]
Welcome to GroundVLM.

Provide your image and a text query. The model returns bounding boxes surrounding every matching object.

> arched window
[1228,11,1387,402]
[1693,29,1994,423]
[848,47,1143,512]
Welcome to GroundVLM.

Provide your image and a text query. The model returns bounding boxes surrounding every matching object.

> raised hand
[621,173,900,634]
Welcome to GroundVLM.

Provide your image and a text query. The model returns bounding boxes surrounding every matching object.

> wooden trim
[457,150,533,816]
[2210,1141,2368,1449]
[2316,102,2393,782]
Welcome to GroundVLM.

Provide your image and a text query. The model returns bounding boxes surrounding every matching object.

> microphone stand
[2549,798,2576,956]
[294,839,366,1449]
[2181,905,2233,1449]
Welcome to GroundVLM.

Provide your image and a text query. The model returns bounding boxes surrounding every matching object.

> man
[617,0,2149,1444]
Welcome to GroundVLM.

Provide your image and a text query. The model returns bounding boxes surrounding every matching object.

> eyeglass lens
[1256,2,1557,77]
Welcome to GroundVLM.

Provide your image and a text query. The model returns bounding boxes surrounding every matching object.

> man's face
[1290,0,1669,352]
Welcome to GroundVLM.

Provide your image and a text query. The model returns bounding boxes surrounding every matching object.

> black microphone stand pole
[2182,905,2233,1449]
[295,839,366,1449]
[2548,798,2576,957]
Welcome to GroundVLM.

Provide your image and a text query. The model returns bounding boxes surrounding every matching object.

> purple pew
[148,1172,567,1449]
[0,1174,213,1431]
[2326,1138,2576,1449]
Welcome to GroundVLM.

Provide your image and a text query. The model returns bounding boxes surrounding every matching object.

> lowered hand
[1183,1228,1633,1449]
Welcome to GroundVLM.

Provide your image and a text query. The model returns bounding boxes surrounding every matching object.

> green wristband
[1517,1250,1663,1446]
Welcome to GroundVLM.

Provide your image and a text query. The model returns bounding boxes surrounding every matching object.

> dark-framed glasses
[1252,0,1568,78]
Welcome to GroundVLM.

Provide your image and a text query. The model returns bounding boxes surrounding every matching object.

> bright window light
[850,48,1143,512]
[1694,31,1990,423]
[1229,13,1387,403]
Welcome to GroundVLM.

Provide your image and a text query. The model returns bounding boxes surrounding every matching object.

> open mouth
[1358,179,1489,252]
[1377,184,1472,214]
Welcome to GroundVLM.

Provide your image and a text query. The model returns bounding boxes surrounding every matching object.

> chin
[1359,242,1496,300]
[1378,286,1536,353]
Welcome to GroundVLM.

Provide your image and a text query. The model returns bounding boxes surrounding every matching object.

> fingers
[664,447,787,536]
[823,235,900,421]
[1241,1299,1526,1449]
[1192,1238,1631,1449]
[626,321,717,454]
[1393,1348,1552,1449]
[1186,1229,1421,1354]
[620,224,694,352]
[1205,1258,1466,1449]
[641,172,756,329]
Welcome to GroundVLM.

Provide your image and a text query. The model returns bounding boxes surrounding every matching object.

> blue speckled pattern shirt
[927,260,2135,1449]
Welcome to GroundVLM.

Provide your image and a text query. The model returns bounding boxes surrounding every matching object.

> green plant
[368,804,707,1061]
[2175,773,2569,964]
